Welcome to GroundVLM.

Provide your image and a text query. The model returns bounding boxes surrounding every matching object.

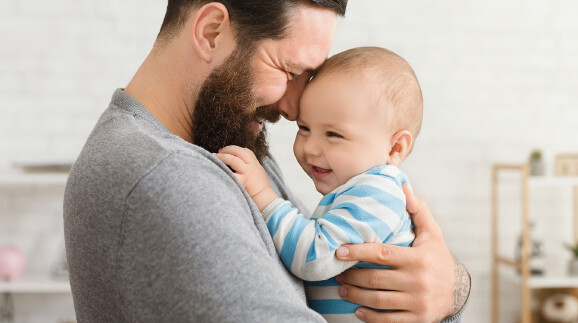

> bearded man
[64,1,470,322]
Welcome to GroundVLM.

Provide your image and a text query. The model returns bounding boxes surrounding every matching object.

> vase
[569,259,578,276]
[0,245,26,282]
[530,159,544,176]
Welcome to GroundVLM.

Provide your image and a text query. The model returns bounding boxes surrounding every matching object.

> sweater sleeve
[262,173,415,281]
[116,153,324,322]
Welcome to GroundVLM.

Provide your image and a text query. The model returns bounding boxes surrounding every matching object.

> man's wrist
[446,255,471,318]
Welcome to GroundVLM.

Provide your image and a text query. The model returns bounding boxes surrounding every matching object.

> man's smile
[251,120,264,132]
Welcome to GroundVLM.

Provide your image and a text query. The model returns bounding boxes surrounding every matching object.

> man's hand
[214,145,278,211]
[335,184,470,322]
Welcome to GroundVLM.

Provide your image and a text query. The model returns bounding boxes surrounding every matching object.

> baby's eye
[326,131,343,138]
[298,124,310,132]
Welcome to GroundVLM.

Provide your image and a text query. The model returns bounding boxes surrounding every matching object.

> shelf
[0,172,69,186]
[529,175,578,187]
[492,163,578,323]
[501,268,578,289]
[0,278,71,293]
[530,276,578,288]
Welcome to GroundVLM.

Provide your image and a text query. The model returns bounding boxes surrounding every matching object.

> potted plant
[529,149,544,176]
[566,241,578,276]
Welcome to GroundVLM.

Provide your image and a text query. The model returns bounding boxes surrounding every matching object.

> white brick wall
[2,0,578,322]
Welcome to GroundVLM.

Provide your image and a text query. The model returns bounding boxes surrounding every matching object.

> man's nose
[276,96,298,121]
[276,76,308,121]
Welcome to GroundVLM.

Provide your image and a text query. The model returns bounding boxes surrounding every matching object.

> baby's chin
[304,168,339,195]
[313,182,336,196]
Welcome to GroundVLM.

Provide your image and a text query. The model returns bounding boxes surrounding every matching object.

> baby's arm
[214,145,279,211]
[262,174,414,281]
[216,147,413,281]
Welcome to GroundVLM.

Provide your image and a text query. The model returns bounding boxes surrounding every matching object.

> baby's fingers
[218,145,258,164]
[214,152,246,173]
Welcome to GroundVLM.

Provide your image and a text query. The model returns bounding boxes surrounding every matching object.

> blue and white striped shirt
[262,165,415,321]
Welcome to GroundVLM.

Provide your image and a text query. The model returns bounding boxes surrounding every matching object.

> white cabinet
[0,171,74,322]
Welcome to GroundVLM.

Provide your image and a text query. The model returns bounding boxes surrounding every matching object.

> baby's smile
[311,165,332,180]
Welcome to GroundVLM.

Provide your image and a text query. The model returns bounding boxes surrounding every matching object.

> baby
[216,46,423,321]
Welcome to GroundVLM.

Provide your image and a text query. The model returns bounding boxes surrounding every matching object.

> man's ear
[190,3,233,64]
[388,130,413,166]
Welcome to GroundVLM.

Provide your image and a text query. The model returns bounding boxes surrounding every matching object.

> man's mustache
[254,105,281,123]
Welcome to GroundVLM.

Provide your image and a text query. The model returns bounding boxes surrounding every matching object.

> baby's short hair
[313,47,423,140]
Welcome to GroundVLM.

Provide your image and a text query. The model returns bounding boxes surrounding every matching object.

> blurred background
[1,0,578,322]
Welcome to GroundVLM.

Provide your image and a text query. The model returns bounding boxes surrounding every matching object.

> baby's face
[293,73,394,195]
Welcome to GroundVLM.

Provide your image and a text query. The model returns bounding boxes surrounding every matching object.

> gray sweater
[64,89,465,322]
[64,89,324,322]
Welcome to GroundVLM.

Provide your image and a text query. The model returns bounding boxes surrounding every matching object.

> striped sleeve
[261,167,414,281]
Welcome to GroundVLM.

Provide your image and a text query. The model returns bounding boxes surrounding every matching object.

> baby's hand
[214,145,278,211]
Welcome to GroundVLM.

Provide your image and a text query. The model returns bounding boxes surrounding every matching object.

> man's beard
[192,48,281,163]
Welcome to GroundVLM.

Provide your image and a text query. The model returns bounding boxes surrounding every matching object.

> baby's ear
[388,130,413,166]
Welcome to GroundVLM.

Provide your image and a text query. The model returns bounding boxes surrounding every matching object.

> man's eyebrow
[287,62,318,75]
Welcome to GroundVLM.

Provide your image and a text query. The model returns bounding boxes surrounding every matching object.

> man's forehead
[282,5,337,65]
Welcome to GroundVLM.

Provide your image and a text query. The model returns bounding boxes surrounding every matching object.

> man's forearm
[449,255,471,317]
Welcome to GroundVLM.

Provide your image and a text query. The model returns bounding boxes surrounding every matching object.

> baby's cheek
[293,137,302,158]
[294,150,306,170]
[293,143,308,173]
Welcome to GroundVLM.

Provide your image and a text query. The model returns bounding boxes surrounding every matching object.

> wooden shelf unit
[0,172,69,186]
[0,278,70,294]
[491,164,578,323]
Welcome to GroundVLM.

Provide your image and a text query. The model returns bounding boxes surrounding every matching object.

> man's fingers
[340,285,433,323]
[402,185,442,244]
[404,195,442,246]
[402,183,418,214]
[355,308,418,323]
[339,285,411,311]
[336,242,416,268]
[337,268,409,291]
[213,152,246,172]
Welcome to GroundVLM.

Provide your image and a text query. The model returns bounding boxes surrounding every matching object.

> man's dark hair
[158,0,347,48]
